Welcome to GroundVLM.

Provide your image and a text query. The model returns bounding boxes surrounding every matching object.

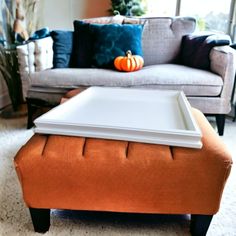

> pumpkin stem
[126,50,132,58]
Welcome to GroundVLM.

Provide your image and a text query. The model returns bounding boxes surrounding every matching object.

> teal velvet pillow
[89,24,143,68]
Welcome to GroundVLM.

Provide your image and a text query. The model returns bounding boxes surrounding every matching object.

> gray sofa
[17,16,236,134]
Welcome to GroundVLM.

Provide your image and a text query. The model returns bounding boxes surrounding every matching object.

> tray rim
[34,87,202,148]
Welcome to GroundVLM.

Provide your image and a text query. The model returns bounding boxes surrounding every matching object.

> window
[180,0,232,34]
[143,0,236,42]
[143,0,177,16]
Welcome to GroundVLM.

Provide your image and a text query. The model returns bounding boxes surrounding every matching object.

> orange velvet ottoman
[14,108,232,235]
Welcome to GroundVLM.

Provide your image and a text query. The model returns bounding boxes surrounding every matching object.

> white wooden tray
[34,87,202,148]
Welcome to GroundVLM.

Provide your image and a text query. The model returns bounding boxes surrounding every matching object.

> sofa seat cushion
[29,64,223,99]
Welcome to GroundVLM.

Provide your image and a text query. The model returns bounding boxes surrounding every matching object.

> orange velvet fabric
[14,109,232,215]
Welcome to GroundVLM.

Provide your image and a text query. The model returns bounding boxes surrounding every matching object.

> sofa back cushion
[61,16,196,68]
[83,15,124,24]
[129,17,196,66]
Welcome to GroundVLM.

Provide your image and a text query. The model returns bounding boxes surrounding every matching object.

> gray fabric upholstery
[17,37,53,98]
[141,17,195,65]
[189,97,231,114]
[210,46,236,101]
[30,64,222,96]
[16,16,236,116]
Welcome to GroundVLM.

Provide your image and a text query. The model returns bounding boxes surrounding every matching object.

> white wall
[41,0,110,30]
[41,0,83,30]
[0,0,111,108]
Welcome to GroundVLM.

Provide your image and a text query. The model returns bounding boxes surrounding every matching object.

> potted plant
[0,44,23,111]
[109,0,146,16]
[0,0,41,113]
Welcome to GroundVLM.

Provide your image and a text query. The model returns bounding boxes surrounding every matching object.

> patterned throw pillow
[72,16,125,68]
[90,23,143,68]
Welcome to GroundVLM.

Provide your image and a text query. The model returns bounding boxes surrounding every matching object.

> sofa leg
[215,114,225,136]
[26,98,34,129]
[29,208,50,233]
[190,214,213,236]
[26,98,59,129]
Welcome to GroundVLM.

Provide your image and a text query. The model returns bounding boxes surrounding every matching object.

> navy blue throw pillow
[181,34,230,70]
[90,24,143,68]
[231,44,236,50]
[72,20,95,68]
[50,30,73,68]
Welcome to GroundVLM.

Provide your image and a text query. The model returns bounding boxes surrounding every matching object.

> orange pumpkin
[114,50,144,72]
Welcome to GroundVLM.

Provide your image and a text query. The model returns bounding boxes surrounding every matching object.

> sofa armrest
[34,37,53,72]
[210,45,236,100]
[17,37,53,99]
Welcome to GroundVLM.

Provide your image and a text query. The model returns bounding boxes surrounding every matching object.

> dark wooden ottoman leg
[215,114,225,136]
[29,208,51,233]
[26,98,35,129]
[190,214,213,236]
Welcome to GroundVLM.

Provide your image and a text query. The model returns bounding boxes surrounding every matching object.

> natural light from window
[180,0,232,33]
[143,0,177,16]
[143,0,233,35]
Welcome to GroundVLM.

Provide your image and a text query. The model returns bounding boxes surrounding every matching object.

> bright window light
[143,0,177,16]
[180,0,232,33]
